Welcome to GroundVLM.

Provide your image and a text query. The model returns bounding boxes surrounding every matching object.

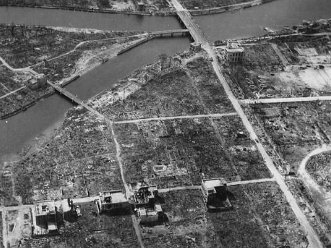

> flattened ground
[114,116,270,188]
[206,182,308,248]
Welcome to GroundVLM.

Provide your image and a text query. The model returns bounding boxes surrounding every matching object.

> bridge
[150,29,190,38]
[47,81,105,119]
[176,11,206,44]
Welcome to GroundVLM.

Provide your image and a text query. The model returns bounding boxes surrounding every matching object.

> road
[0,86,25,100]
[227,177,275,186]
[169,0,323,246]
[0,56,38,75]
[158,186,201,193]
[158,178,275,193]
[298,145,331,221]
[240,95,331,104]
[298,145,331,193]
[114,112,237,124]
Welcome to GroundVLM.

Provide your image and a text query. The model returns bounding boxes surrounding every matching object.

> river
[1,0,331,163]
[0,7,181,31]
[196,0,331,41]
[0,37,190,163]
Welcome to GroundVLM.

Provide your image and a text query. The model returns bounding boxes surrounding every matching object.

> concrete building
[225,41,244,63]
[201,178,232,211]
[136,203,163,225]
[137,2,145,11]
[28,74,46,90]
[33,201,58,236]
[96,190,130,214]
[130,183,158,206]
[130,183,165,225]
[190,42,202,53]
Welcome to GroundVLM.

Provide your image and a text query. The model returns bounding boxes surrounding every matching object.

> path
[270,43,289,67]
[158,178,275,193]
[0,86,25,100]
[169,0,323,246]
[114,112,237,124]
[240,95,331,104]
[227,177,276,186]
[298,145,331,220]
[0,57,37,75]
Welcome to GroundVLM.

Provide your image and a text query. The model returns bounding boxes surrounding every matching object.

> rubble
[307,152,331,191]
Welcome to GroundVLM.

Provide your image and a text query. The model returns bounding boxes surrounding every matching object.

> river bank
[0,0,278,17]
[0,2,176,16]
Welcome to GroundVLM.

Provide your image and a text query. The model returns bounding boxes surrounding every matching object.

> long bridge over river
[150,29,190,38]
[47,81,105,119]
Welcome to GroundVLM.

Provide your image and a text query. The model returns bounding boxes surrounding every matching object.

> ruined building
[33,201,58,236]
[130,183,165,225]
[96,190,130,214]
[28,73,46,90]
[225,41,245,63]
[201,178,232,211]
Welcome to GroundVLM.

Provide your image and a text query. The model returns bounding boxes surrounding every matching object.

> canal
[1,0,331,163]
